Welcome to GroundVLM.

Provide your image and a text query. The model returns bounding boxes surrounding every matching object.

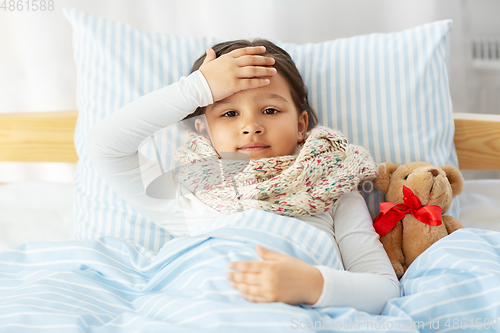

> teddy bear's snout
[429,169,439,177]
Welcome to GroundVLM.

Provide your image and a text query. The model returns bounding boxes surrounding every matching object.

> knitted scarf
[174,126,377,217]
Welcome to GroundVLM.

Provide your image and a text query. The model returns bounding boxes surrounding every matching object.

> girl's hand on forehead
[199,46,277,102]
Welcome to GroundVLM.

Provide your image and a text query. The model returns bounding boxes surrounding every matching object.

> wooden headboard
[0,111,499,170]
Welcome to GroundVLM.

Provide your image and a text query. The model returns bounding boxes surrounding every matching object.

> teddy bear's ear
[440,165,465,197]
[373,162,399,193]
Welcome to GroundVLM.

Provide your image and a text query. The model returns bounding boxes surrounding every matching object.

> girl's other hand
[199,46,277,102]
[226,244,324,305]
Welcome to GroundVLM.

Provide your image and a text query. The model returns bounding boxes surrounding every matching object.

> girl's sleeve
[85,70,213,223]
[310,190,400,314]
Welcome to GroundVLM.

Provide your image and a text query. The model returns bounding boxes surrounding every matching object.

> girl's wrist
[305,267,324,305]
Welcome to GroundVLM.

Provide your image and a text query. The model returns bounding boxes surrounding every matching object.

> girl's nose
[241,116,264,135]
[242,126,263,134]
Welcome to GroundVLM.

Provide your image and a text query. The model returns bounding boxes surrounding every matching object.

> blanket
[0,209,499,332]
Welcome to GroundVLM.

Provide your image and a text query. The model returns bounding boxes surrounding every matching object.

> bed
[1,5,500,332]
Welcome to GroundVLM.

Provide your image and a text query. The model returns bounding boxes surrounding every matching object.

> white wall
[468,0,500,36]
[462,0,500,180]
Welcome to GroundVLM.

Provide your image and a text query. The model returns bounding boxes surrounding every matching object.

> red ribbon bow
[373,186,442,237]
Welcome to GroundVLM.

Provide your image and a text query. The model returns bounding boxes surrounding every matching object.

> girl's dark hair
[183,38,318,131]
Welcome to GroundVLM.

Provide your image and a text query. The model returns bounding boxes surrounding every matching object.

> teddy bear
[372,161,465,279]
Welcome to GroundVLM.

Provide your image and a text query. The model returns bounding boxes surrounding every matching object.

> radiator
[472,37,500,115]
[473,37,500,61]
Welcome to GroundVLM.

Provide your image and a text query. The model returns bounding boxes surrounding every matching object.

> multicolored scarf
[175,126,377,217]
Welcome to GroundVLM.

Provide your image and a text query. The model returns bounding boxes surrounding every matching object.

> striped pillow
[64,7,458,253]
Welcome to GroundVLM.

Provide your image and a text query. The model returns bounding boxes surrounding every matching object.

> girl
[86,39,399,315]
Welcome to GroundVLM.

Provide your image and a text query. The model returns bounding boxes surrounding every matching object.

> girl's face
[196,73,308,160]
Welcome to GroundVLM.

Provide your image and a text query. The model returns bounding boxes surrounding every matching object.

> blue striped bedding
[1,209,499,332]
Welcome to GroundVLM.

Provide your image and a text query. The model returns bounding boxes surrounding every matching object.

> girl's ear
[195,118,210,138]
[298,110,308,143]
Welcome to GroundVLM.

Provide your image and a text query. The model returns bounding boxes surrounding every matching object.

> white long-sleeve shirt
[85,70,399,314]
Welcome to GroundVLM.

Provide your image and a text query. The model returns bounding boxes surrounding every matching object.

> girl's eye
[221,111,238,117]
[263,108,279,115]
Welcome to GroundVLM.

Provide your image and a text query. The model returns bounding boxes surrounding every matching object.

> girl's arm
[226,191,398,313]
[311,190,400,314]
[85,46,276,224]
[85,70,213,223]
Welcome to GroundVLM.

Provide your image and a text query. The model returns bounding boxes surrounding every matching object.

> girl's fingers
[229,46,267,58]
[231,281,266,298]
[229,260,266,272]
[202,47,217,65]
[237,78,271,90]
[238,66,277,78]
[235,54,275,67]
[227,271,261,285]
[240,292,268,303]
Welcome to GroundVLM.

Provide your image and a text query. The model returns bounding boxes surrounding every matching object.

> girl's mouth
[239,147,269,151]
[238,143,270,151]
